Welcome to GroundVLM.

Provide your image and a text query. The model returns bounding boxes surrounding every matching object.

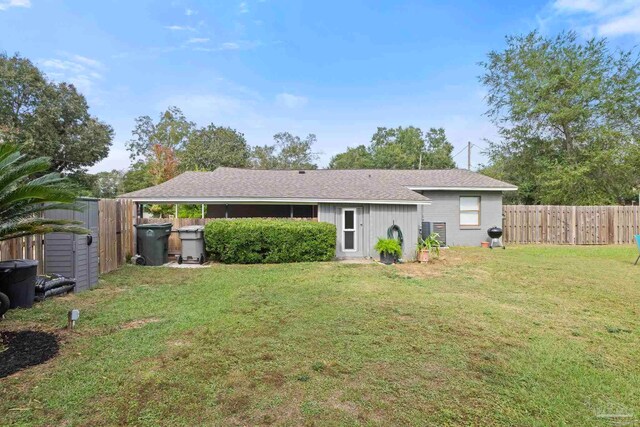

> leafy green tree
[480,31,640,204]
[329,126,455,169]
[328,145,373,169]
[421,128,456,169]
[126,106,195,161]
[181,125,250,171]
[0,144,88,241]
[90,170,125,198]
[122,161,154,194]
[0,53,113,173]
[251,132,319,169]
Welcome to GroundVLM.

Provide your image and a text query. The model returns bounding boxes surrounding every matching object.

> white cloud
[546,0,640,37]
[39,53,105,103]
[185,8,196,16]
[221,42,240,50]
[165,25,195,31]
[0,0,30,11]
[275,93,308,109]
[239,1,248,13]
[187,37,210,43]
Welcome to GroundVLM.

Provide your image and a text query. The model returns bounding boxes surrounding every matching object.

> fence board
[503,205,640,245]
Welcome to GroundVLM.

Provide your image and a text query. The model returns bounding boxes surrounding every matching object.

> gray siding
[319,203,420,260]
[420,191,503,246]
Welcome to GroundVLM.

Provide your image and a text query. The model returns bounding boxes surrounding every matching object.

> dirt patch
[0,330,59,378]
[121,318,161,330]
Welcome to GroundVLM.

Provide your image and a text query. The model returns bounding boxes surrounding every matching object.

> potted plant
[374,238,402,265]
[416,233,441,263]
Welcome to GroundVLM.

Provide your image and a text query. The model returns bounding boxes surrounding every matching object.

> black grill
[488,227,503,239]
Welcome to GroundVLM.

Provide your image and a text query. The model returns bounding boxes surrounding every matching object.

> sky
[1,0,640,172]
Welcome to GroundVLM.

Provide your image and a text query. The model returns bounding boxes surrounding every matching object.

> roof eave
[119,196,431,205]
[406,186,518,191]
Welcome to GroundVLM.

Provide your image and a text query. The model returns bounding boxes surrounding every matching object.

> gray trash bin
[135,223,172,266]
[177,225,206,264]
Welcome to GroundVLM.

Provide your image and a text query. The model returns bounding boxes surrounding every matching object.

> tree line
[2,29,640,205]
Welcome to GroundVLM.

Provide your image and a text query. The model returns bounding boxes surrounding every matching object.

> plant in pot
[0,144,88,317]
[374,238,402,265]
[416,233,441,263]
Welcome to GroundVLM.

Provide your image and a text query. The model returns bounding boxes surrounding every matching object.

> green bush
[204,219,336,264]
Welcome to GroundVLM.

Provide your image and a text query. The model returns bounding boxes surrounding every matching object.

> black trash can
[135,223,173,266]
[0,260,39,309]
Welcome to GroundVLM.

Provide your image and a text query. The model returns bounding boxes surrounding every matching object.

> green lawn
[1,246,639,426]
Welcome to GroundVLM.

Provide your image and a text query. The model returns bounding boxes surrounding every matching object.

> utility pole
[467,141,471,171]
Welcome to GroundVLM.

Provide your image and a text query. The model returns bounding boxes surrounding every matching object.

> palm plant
[0,144,88,241]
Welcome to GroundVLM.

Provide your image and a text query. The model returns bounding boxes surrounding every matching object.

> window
[342,209,356,251]
[460,196,480,227]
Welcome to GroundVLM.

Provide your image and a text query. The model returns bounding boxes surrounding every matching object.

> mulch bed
[0,330,59,378]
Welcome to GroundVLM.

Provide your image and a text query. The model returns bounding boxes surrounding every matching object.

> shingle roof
[120,168,516,203]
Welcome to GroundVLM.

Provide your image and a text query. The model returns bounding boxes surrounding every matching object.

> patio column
[290,205,294,218]
[225,204,229,218]
[201,204,205,219]
[175,204,179,218]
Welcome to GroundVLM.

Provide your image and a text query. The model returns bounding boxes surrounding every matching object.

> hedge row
[204,219,336,264]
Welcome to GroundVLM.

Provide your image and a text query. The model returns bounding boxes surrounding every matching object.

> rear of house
[120,168,516,260]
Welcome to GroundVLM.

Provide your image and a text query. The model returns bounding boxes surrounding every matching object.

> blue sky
[1,0,639,172]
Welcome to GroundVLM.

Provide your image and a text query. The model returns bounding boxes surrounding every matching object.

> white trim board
[406,186,518,191]
[122,197,431,205]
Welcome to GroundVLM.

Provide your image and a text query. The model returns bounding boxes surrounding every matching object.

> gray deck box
[177,225,205,264]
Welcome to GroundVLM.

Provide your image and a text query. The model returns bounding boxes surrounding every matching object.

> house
[120,168,517,260]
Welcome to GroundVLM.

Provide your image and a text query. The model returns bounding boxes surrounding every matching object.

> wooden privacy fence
[502,205,640,245]
[0,198,134,275]
[98,199,135,274]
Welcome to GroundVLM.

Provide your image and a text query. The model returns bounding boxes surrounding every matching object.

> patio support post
[201,204,205,219]
[175,204,178,218]
[290,205,294,218]
[225,204,229,218]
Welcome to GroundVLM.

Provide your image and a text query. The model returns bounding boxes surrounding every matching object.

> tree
[0,53,113,173]
[421,128,456,169]
[251,132,319,169]
[122,161,154,194]
[126,106,194,161]
[0,144,88,241]
[480,31,640,204]
[329,126,456,169]
[328,145,373,169]
[90,170,125,198]
[181,125,250,171]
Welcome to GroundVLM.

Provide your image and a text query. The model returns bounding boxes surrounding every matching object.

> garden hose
[387,224,403,247]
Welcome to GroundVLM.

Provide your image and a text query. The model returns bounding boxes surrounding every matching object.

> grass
[1,245,639,426]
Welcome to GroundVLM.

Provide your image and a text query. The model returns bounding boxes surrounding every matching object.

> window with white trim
[342,208,356,251]
[459,196,480,227]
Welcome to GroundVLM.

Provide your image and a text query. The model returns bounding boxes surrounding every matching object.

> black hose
[387,224,404,247]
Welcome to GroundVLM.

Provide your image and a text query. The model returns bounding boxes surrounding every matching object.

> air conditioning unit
[421,221,446,246]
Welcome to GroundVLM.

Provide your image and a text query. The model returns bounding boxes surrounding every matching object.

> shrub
[204,219,336,264]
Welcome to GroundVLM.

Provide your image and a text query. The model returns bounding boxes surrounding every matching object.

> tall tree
[90,170,125,198]
[480,31,640,204]
[251,132,319,169]
[181,125,250,171]
[328,145,374,169]
[329,126,456,169]
[126,106,195,161]
[0,53,113,173]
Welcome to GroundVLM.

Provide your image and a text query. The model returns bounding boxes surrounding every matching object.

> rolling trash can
[0,259,39,309]
[177,225,206,264]
[134,223,172,266]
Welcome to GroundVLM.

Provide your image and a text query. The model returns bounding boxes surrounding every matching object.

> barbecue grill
[487,226,505,249]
